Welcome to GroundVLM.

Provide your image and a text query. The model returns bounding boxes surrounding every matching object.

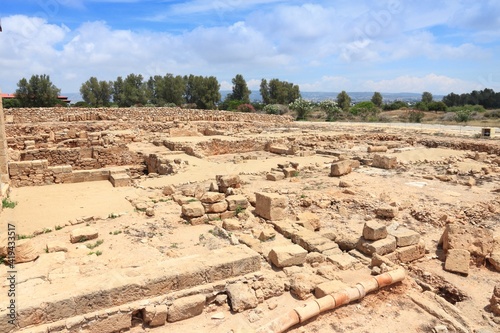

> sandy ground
[0,124,499,333]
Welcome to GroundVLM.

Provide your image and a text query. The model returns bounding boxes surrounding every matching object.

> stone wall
[4,107,294,124]
[15,146,144,170]
[0,91,8,184]
[8,159,144,187]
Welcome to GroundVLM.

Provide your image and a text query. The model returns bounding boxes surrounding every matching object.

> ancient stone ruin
[0,103,499,333]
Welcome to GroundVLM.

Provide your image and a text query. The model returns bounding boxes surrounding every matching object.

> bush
[415,101,428,111]
[448,105,486,113]
[73,101,90,108]
[2,98,21,108]
[350,101,379,120]
[455,109,472,122]
[383,101,408,111]
[320,100,342,121]
[484,110,500,118]
[163,103,177,108]
[263,104,284,115]
[408,110,425,123]
[289,98,313,120]
[428,101,447,112]
[236,103,255,113]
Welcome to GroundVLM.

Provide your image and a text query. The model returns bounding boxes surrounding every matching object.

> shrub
[350,101,379,120]
[383,101,408,111]
[455,109,472,122]
[163,103,177,108]
[484,110,500,118]
[2,197,17,209]
[428,101,447,112]
[263,104,283,115]
[408,110,425,123]
[289,98,313,120]
[236,103,255,113]
[320,100,342,121]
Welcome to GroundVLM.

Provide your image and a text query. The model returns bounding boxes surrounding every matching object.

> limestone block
[70,227,98,243]
[162,185,176,196]
[368,146,388,153]
[226,195,249,211]
[226,283,258,312]
[189,215,209,226]
[0,238,39,264]
[268,245,307,268]
[167,294,206,322]
[357,236,397,256]
[444,249,470,275]
[372,154,397,169]
[363,221,388,241]
[222,218,241,231]
[441,224,494,263]
[216,174,240,192]
[394,240,426,263]
[46,241,68,253]
[283,167,297,178]
[296,212,321,231]
[203,201,228,214]
[326,253,360,270]
[142,304,167,327]
[182,201,205,218]
[490,284,500,316]
[266,172,285,181]
[375,206,399,219]
[489,249,500,272]
[389,227,420,247]
[315,280,348,298]
[200,192,225,204]
[258,228,277,242]
[109,173,130,187]
[255,192,287,220]
[86,312,131,333]
[330,160,352,177]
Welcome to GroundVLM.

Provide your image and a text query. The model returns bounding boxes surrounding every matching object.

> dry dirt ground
[1,122,499,333]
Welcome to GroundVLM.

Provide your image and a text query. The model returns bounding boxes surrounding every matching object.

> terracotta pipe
[256,268,406,333]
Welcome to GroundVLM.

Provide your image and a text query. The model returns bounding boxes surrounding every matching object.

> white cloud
[362,74,478,95]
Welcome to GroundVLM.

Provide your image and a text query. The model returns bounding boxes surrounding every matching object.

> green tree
[320,100,342,121]
[112,76,125,106]
[230,74,251,103]
[289,98,313,120]
[260,78,300,104]
[336,91,351,112]
[350,101,378,120]
[371,92,383,108]
[80,77,113,107]
[421,91,433,104]
[15,74,61,107]
[183,75,220,109]
[147,74,185,106]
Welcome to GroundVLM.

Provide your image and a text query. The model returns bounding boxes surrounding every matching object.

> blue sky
[1,0,500,95]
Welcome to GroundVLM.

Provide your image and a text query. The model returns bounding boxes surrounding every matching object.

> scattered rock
[269,244,308,268]
[330,160,352,177]
[168,294,206,322]
[226,283,258,313]
[70,227,98,244]
[182,201,205,218]
[363,221,388,241]
[444,249,470,276]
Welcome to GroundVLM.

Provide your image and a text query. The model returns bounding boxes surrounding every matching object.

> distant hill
[65,91,443,105]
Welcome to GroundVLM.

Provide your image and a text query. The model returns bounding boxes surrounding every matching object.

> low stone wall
[8,160,143,187]
[15,146,144,171]
[4,107,294,124]
[0,245,260,332]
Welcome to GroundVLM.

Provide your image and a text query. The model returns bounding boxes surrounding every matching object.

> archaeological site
[0,96,499,333]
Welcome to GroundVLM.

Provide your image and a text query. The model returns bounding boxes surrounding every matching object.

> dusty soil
[1,122,499,333]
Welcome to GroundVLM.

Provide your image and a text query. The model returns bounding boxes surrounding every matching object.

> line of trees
[443,88,500,109]
[6,73,303,110]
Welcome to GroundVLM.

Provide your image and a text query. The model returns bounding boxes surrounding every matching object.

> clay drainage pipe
[256,268,406,333]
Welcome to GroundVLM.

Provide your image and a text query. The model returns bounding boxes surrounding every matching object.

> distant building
[1,93,71,104]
